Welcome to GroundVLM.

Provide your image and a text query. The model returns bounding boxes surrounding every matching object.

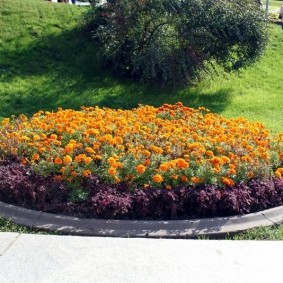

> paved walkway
[0,232,282,283]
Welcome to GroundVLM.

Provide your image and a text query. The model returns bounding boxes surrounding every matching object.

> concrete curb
[1,201,283,238]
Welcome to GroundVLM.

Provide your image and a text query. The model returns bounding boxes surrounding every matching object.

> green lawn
[0,0,283,133]
[264,0,283,9]
[0,217,58,234]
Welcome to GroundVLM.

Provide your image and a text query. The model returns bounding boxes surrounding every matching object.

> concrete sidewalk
[0,232,282,283]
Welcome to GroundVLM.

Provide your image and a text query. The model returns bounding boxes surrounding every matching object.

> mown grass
[0,217,58,234]
[231,225,283,240]
[0,0,283,132]
[264,0,283,9]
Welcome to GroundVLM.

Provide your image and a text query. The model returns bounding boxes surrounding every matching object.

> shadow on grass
[0,26,233,117]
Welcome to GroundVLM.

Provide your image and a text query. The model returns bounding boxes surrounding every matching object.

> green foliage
[68,187,89,203]
[231,225,283,240]
[91,0,268,86]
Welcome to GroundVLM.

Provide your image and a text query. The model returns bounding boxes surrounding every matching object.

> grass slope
[0,0,283,132]
[264,0,283,9]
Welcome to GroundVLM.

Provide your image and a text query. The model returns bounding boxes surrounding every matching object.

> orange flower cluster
[1,102,283,188]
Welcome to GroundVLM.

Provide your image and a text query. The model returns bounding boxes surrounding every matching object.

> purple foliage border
[1,158,283,221]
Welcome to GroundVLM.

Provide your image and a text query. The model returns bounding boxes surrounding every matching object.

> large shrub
[91,0,268,86]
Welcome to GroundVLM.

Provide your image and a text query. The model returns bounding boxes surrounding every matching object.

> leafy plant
[91,0,268,86]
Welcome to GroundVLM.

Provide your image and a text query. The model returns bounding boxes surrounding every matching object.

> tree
[91,0,268,86]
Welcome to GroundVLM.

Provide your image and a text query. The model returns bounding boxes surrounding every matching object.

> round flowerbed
[0,103,283,219]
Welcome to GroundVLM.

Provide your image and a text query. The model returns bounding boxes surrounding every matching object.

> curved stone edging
[1,201,283,238]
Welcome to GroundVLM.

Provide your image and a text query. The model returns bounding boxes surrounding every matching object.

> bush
[91,0,268,86]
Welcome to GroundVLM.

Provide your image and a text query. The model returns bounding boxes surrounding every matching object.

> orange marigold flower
[50,134,57,140]
[71,171,78,177]
[275,168,283,179]
[180,175,188,182]
[64,144,74,153]
[151,145,163,154]
[241,155,252,162]
[75,154,86,163]
[211,157,224,165]
[1,118,9,126]
[213,165,221,174]
[159,163,170,172]
[115,136,123,144]
[205,150,214,157]
[171,174,178,180]
[84,157,92,165]
[165,185,172,190]
[261,152,270,160]
[107,157,116,166]
[32,153,40,161]
[108,167,116,176]
[222,177,235,186]
[143,150,151,158]
[63,155,72,164]
[191,176,203,184]
[175,158,189,169]
[114,176,121,184]
[153,174,163,183]
[136,164,146,174]
[144,159,151,166]
[21,158,28,165]
[82,169,92,177]
[246,172,254,179]
[221,156,230,164]
[85,147,95,154]
[54,157,63,165]
[54,176,63,182]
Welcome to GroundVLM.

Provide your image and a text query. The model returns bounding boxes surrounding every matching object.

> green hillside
[0,0,283,133]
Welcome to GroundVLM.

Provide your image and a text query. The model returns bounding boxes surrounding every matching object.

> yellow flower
[107,157,116,166]
[63,155,72,164]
